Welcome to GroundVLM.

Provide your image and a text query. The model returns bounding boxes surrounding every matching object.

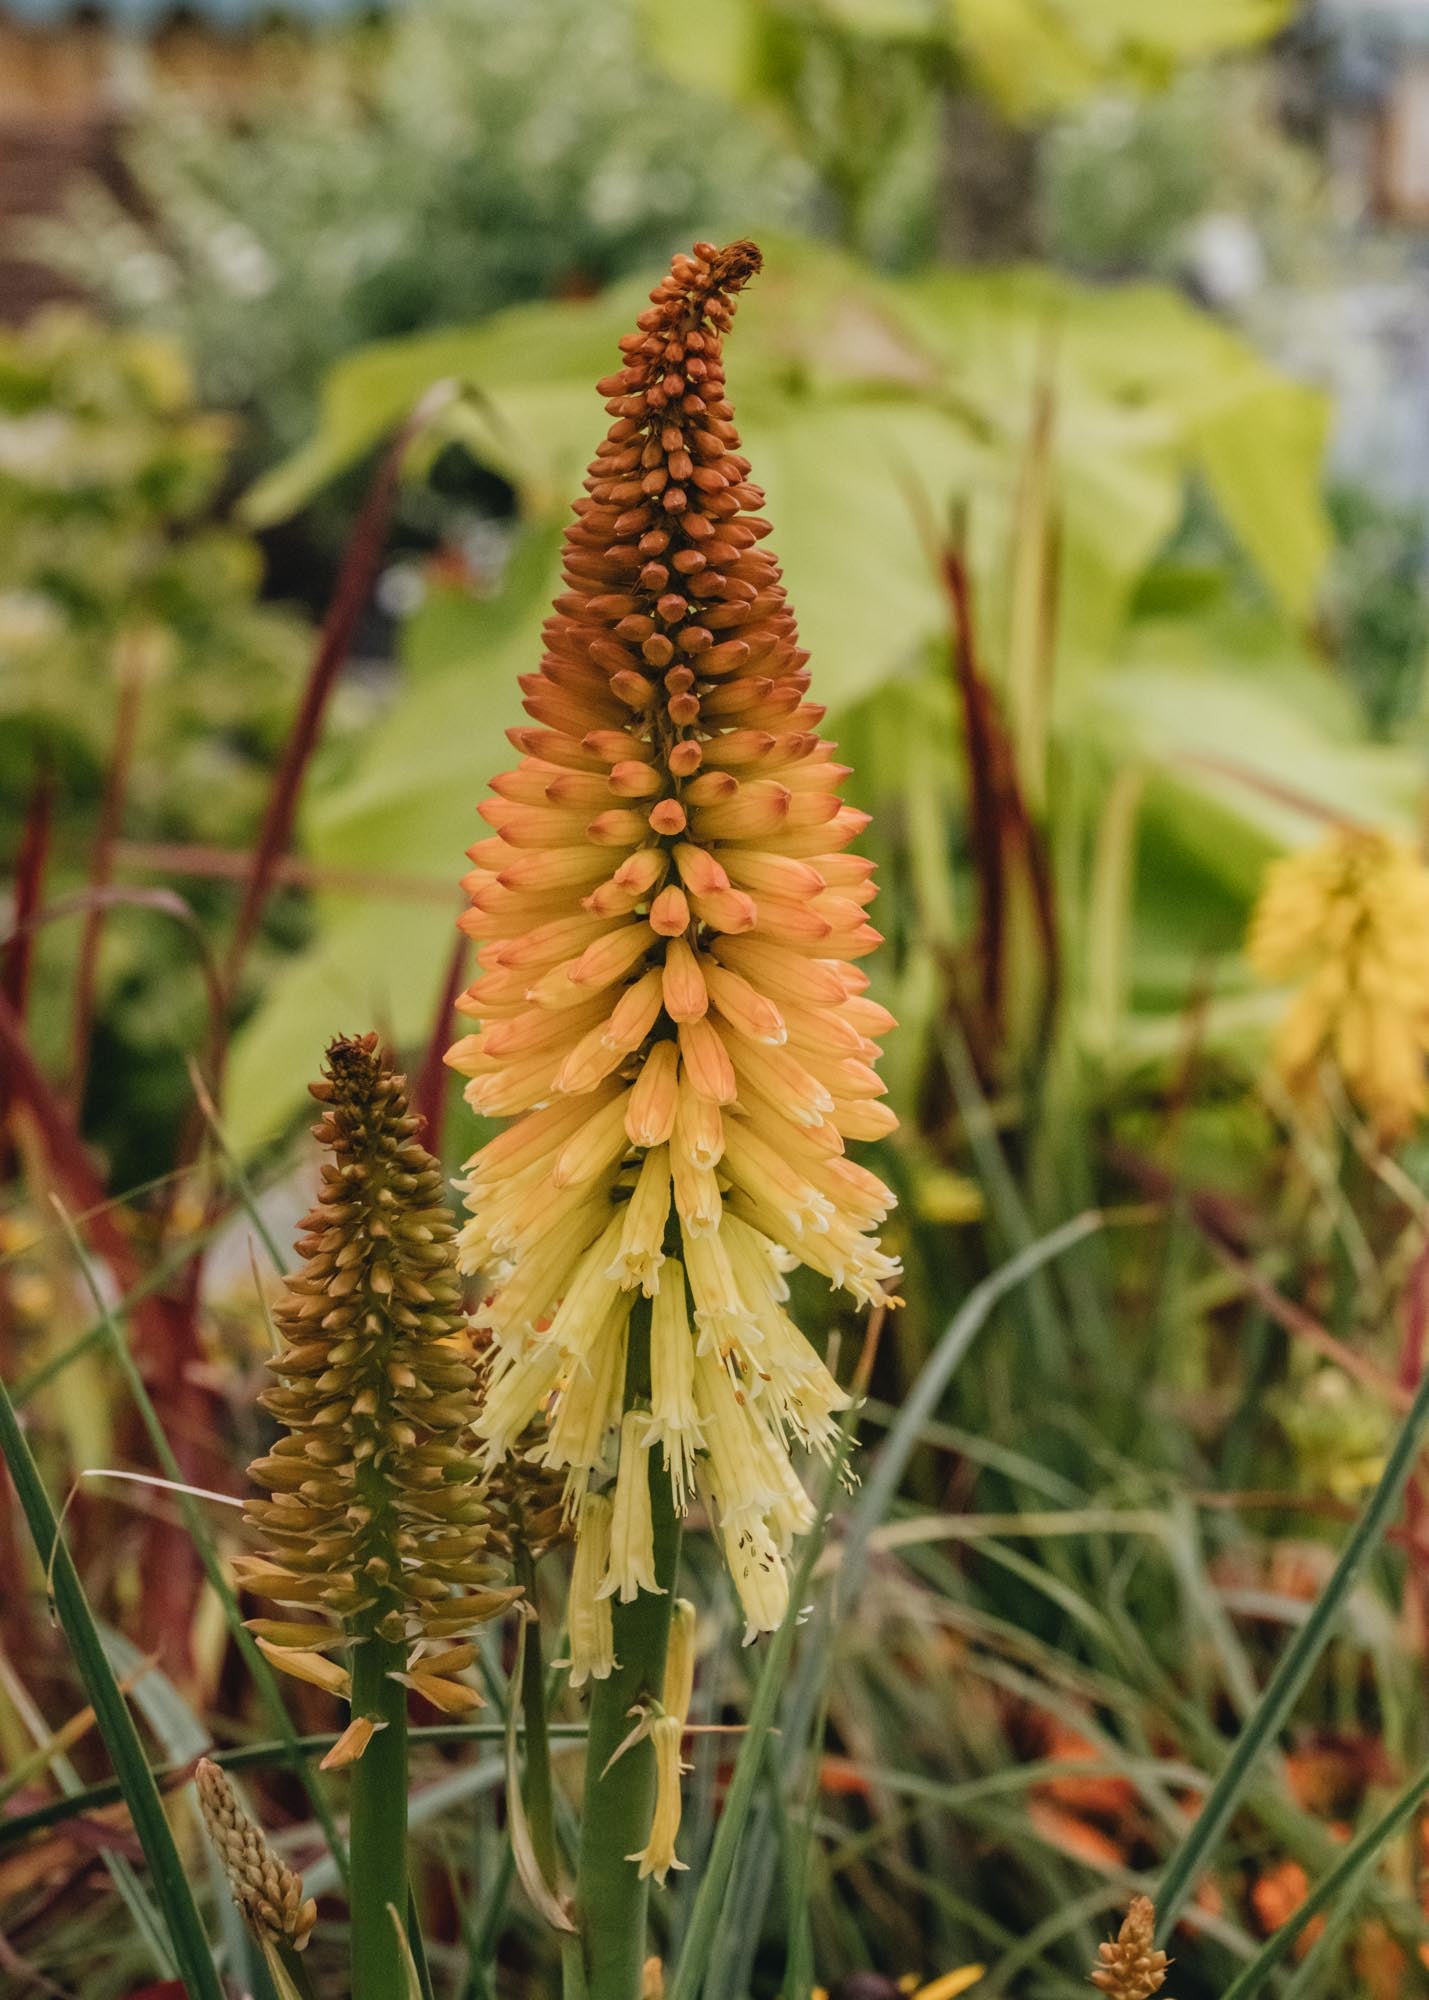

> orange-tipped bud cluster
[448,241,899,1635]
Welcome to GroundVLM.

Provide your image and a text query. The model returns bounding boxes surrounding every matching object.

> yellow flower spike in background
[447,238,901,1638]
[1247,824,1429,1139]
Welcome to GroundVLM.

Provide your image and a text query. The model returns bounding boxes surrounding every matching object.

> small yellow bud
[662,1599,696,1720]
[647,1263,701,1508]
[1089,1895,1169,1999]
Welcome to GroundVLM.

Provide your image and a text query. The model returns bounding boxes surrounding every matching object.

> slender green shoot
[1156,1348,1429,1933]
[1220,1755,1429,2000]
[0,1367,224,1999]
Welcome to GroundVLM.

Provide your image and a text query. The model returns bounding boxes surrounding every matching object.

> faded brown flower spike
[237,1034,516,1755]
[449,239,900,1640]
[196,1757,317,1952]
[1090,1896,1171,1999]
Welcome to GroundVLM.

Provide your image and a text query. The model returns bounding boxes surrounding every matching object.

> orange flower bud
[627,1040,680,1147]
[661,936,709,1021]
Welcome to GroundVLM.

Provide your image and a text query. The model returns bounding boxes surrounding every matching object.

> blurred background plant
[28,0,810,560]
[0,310,311,1181]
[8,0,1429,1996]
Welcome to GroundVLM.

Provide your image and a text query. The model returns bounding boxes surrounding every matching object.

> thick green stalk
[349,1634,410,2000]
[574,1302,682,2000]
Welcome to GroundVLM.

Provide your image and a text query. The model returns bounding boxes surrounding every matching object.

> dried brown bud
[195,1757,316,1951]
[237,1034,517,1718]
[1090,1896,1171,1999]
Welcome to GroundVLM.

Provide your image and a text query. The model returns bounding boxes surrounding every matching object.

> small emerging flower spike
[196,1758,317,1953]
[449,241,901,1635]
[1089,1896,1170,2000]
[237,1034,516,1742]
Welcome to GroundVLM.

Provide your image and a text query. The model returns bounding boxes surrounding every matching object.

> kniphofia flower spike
[448,240,900,1636]
[238,1035,515,1761]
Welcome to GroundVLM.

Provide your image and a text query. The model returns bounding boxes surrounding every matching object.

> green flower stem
[349,1634,410,2000]
[573,1301,682,2000]
[517,1547,560,1892]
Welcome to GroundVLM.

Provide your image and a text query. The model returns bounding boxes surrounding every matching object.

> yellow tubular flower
[448,239,900,1635]
[914,1973,985,2000]
[1248,825,1429,1138]
[568,1492,616,1686]
[628,1599,698,1883]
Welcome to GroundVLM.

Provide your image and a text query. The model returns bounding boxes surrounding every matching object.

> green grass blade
[1219,1755,1429,2000]
[0,1641,178,1969]
[663,1423,857,2000]
[1156,1349,1429,1934]
[842,1210,1105,1602]
[51,1197,350,1884]
[675,1211,1107,1999]
[101,1627,257,1990]
[0,1718,585,1851]
[0,1369,224,1999]
[12,1203,235,1408]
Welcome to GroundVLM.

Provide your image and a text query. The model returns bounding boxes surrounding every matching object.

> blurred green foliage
[33,0,807,490]
[0,313,310,1179]
[1323,483,1429,741]
[1040,62,1319,279]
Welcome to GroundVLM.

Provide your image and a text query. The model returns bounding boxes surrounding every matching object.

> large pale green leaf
[896,268,1331,627]
[241,300,638,529]
[943,0,1294,122]
[249,242,1330,687]
[225,533,563,1151]
[1087,607,1419,884]
[1080,606,1422,1036]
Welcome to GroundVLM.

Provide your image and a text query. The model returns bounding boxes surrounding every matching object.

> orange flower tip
[650,886,692,936]
[649,799,688,836]
[319,1714,384,1771]
[609,760,662,798]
